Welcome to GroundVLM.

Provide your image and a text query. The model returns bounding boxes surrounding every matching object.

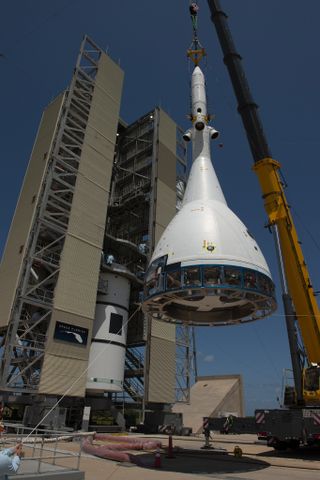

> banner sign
[54,321,88,346]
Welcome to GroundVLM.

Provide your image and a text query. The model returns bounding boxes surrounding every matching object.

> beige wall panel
[67,52,123,245]
[96,54,123,94]
[158,109,177,156]
[88,89,120,138]
[155,192,176,229]
[172,376,244,433]
[154,225,166,244]
[148,111,181,403]
[215,384,244,417]
[38,354,87,396]
[0,94,65,328]
[68,175,108,247]
[45,309,92,360]
[83,120,115,154]
[154,180,176,243]
[148,337,176,403]
[53,236,101,319]
[157,143,176,190]
[209,377,244,418]
[93,53,123,140]
[53,53,124,323]
[151,319,175,342]
[79,142,113,191]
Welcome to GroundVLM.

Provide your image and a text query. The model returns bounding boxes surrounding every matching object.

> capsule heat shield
[142,199,276,326]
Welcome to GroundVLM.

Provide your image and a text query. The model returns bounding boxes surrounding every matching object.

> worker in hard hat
[0,443,23,478]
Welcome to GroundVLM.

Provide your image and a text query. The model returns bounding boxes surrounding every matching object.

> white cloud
[203,354,214,363]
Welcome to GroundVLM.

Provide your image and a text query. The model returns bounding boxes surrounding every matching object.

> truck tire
[288,440,299,450]
[272,441,287,451]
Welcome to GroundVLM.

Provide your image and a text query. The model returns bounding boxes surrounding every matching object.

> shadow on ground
[133,449,270,475]
[257,445,320,461]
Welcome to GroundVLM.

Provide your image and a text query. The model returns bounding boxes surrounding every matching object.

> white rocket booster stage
[142,64,277,326]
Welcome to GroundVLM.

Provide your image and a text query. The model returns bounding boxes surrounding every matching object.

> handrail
[0,425,93,476]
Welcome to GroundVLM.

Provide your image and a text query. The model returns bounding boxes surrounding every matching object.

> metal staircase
[123,347,144,404]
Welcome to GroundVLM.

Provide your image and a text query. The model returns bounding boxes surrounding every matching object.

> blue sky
[1,1,320,415]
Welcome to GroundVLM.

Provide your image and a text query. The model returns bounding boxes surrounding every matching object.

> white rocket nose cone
[192,65,204,77]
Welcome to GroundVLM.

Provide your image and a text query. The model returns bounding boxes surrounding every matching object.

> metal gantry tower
[0,33,197,417]
[0,37,103,394]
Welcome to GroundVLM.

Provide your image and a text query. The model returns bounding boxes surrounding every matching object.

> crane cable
[187,2,206,66]
[189,2,200,46]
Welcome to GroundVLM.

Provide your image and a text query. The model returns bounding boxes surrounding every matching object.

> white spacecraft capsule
[142,66,277,326]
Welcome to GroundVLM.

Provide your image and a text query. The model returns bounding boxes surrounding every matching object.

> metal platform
[13,460,84,479]
[1,427,85,480]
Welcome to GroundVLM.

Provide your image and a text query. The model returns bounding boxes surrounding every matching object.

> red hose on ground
[94,434,161,449]
[82,434,162,465]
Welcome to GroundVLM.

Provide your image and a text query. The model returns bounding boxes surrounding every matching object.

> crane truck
[207,0,320,450]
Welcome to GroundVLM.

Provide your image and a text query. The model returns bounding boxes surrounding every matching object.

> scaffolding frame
[108,111,197,408]
[0,36,103,394]
[175,326,198,403]
[107,111,156,407]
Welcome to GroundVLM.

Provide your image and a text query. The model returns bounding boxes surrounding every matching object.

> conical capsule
[142,67,276,325]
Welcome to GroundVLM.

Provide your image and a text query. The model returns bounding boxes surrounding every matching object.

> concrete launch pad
[43,433,320,480]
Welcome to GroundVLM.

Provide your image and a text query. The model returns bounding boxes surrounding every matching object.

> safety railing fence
[0,424,91,476]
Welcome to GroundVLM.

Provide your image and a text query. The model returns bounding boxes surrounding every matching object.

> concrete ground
[50,433,320,480]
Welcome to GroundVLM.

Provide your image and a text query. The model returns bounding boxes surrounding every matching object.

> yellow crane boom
[253,157,320,363]
[207,0,320,405]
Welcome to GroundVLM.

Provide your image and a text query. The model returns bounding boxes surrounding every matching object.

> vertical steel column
[175,326,197,403]
[273,225,303,404]
[144,108,159,415]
